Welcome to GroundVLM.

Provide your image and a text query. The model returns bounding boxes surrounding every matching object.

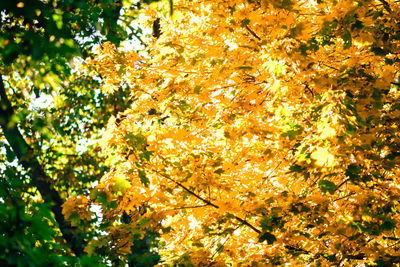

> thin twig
[319,61,339,71]
[131,31,146,47]
[245,25,261,41]
[259,161,282,188]
[336,178,351,191]
[210,224,241,261]
[304,83,314,97]
[167,204,210,211]
[333,192,356,202]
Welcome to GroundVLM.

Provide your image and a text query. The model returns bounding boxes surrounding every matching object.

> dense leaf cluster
[87,0,400,265]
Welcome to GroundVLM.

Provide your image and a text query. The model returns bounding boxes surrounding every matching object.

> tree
[87,0,400,265]
[0,0,159,265]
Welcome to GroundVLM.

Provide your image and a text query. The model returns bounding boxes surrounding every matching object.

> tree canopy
[1,0,400,265]
[81,0,400,265]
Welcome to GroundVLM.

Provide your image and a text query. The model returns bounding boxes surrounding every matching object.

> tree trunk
[0,75,84,257]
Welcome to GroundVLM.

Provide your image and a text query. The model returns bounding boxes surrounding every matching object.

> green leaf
[212,121,223,129]
[258,231,277,244]
[169,0,174,16]
[372,88,383,108]
[125,133,147,150]
[272,0,294,10]
[214,168,224,175]
[289,164,303,173]
[192,242,204,247]
[381,220,395,230]
[345,164,362,180]
[372,88,382,101]
[68,212,81,226]
[162,226,172,233]
[178,100,191,111]
[274,64,284,76]
[91,190,108,205]
[260,215,283,232]
[114,176,131,192]
[236,66,253,70]
[148,108,158,115]
[342,29,352,49]
[323,254,337,262]
[5,144,16,162]
[139,169,150,187]
[281,123,303,140]
[319,180,337,194]
[371,44,388,55]
[141,150,154,161]
[52,13,63,30]
[194,85,202,94]
[241,18,250,27]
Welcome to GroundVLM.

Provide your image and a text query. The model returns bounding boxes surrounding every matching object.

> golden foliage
[62,196,93,226]
[84,0,400,265]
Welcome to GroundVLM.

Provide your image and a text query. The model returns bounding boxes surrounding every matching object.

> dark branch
[245,25,261,41]
[333,192,356,202]
[303,83,314,97]
[0,75,84,257]
[169,204,210,210]
[336,178,351,191]
[157,171,261,234]
[285,245,310,254]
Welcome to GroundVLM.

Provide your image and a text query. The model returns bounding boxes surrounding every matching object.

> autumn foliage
[72,0,400,265]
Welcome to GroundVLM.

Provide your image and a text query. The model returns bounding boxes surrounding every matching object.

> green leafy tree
[0,0,159,265]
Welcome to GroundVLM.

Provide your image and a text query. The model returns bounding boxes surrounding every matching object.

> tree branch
[157,171,261,234]
[245,25,261,41]
[333,192,356,202]
[336,178,351,191]
[0,75,84,256]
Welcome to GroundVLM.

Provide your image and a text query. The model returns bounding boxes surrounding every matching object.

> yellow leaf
[311,147,335,167]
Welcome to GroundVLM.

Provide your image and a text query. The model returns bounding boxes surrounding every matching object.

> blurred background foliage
[0,0,161,265]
